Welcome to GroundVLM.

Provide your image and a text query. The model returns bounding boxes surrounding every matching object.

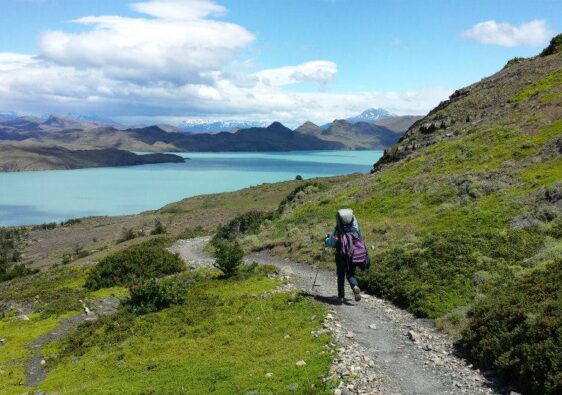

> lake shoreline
[0,150,382,227]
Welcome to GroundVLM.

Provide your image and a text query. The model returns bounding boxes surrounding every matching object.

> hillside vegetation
[240,36,562,393]
[0,240,333,394]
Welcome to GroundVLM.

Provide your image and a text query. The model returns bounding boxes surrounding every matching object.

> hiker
[325,208,370,303]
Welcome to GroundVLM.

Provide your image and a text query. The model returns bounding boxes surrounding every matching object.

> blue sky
[0,0,559,126]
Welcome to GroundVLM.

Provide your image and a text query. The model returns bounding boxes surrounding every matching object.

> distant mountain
[347,108,395,123]
[0,143,184,172]
[375,115,424,133]
[0,119,343,152]
[178,119,269,133]
[64,113,120,126]
[295,119,402,149]
[0,111,18,122]
[320,108,422,133]
[155,122,344,151]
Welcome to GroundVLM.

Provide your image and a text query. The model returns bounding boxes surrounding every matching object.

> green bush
[212,210,275,243]
[85,239,185,290]
[359,228,544,317]
[460,259,562,394]
[150,219,166,235]
[213,240,244,277]
[0,228,35,282]
[128,278,185,315]
[116,227,137,244]
[277,182,323,214]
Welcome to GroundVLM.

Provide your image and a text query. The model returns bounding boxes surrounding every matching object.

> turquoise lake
[0,150,382,227]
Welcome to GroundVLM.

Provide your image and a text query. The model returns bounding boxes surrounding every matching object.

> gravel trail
[172,237,503,395]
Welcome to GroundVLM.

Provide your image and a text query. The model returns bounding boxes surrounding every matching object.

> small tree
[295,175,303,181]
[213,240,244,277]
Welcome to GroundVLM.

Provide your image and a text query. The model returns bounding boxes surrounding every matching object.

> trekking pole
[311,247,327,292]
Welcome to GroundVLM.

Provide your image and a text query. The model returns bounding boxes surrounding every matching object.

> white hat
[337,208,354,225]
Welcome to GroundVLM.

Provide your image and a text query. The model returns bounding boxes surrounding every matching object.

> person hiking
[325,208,369,303]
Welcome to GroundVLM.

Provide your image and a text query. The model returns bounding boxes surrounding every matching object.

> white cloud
[39,6,254,84]
[130,0,226,19]
[462,19,553,47]
[0,0,451,126]
[255,61,337,87]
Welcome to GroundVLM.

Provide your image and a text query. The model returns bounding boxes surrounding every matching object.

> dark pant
[336,255,358,298]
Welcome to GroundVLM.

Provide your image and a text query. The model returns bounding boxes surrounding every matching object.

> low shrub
[0,228,35,282]
[32,222,58,230]
[460,258,562,395]
[277,182,323,214]
[128,278,185,315]
[116,227,137,244]
[213,240,244,277]
[85,239,184,290]
[150,219,166,235]
[212,210,275,243]
[179,225,207,239]
[359,228,544,318]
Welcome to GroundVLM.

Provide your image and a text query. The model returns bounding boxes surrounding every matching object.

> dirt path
[26,297,120,387]
[173,237,503,395]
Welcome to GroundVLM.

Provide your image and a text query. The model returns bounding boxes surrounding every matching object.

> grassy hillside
[0,143,184,172]
[0,240,333,394]
[238,36,562,393]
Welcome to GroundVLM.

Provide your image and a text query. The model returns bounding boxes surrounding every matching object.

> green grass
[509,69,562,104]
[39,273,333,394]
[0,311,77,394]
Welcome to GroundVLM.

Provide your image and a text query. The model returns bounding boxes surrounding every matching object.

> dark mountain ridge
[295,119,402,149]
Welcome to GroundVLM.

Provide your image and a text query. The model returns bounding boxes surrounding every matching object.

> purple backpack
[340,231,371,270]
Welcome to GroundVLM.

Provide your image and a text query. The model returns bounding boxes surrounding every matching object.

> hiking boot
[337,297,345,305]
[353,286,361,302]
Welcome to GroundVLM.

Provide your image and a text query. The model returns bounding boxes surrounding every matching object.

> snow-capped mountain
[346,108,396,123]
[178,119,270,133]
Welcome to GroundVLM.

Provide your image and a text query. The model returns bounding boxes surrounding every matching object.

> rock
[265,372,273,378]
[333,389,342,395]
[345,331,354,339]
[420,122,437,134]
[0,338,5,345]
[18,314,30,321]
[407,330,421,342]
[311,315,317,321]
[509,392,522,395]
[368,324,377,330]
[284,334,291,339]
[40,359,46,366]
[340,387,351,395]
[296,360,306,367]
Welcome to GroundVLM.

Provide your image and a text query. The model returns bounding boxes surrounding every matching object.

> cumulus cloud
[255,61,337,87]
[462,19,553,47]
[38,4,254,84]
[0,0,450,126]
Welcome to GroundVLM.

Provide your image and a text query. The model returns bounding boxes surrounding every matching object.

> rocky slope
[374,36,562,170]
